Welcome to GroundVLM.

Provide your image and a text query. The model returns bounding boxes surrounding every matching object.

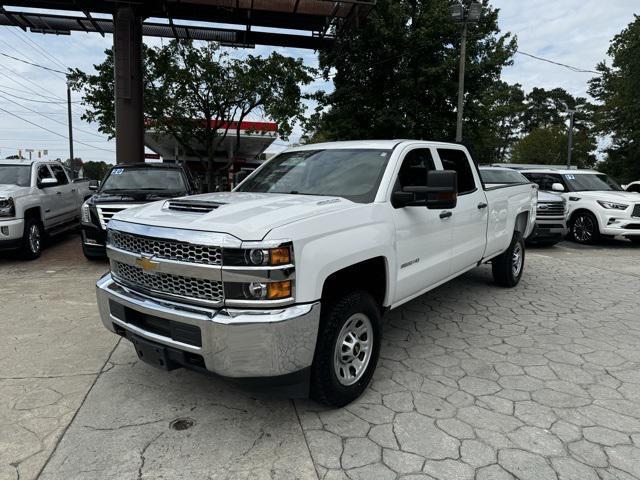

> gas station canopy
[0,0,375,49]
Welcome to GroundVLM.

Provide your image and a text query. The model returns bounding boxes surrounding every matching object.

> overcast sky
[0,1,637,163]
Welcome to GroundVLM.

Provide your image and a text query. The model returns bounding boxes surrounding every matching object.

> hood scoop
[165,199,225,213]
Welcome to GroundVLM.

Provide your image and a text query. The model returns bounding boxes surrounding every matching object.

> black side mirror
[424,170,458,210]
[392,170,458,209]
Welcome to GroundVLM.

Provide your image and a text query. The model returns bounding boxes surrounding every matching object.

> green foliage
[82,161,110,181]
[589,15,640,183]
[69,41,315,190]
[511,126,595,169]
[315,0,517,148]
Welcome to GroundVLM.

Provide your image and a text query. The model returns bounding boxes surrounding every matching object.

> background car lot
[2,234,640,480]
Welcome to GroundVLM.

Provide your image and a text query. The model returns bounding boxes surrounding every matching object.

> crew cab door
[434,147,488,275]
[36,164,63,227]
[390,147,454,302]
[49,164,77,222]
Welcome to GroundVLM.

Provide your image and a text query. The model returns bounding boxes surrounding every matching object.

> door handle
[477,202,488,209]
[440,211,453,219]
[56,191,62,195]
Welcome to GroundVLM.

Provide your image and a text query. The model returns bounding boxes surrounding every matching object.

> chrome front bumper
[96,274,320,378]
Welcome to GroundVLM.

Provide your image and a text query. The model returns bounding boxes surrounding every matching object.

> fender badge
[136,255,159,272]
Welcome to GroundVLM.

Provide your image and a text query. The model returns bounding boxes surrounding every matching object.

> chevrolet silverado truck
[480,167,567,246]
[81,163,194,259]
[522,169,640,245]
[0,159,91,259]
[96,140,536,406]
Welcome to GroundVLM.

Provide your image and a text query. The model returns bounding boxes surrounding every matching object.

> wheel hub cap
[29,225,40,252]
[574,216,593,242]
[334,313,373,386]
[512,243,523,277]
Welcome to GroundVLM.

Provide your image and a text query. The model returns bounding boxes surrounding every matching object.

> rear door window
[437,149,476,195]
[50,165,69,185]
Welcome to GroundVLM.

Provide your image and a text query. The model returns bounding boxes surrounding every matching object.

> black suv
[80,163,194,259]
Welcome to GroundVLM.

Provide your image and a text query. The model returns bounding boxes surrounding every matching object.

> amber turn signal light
[267,280,292,299]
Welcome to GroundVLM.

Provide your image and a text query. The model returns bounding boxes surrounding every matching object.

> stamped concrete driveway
[2,235,640,480]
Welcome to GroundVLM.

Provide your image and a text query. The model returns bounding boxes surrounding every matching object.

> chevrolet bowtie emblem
[136,255,159,272]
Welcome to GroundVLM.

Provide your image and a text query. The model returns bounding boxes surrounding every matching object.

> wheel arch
[569,208,600,229]
[321,257,388,308]
[23,206,43,222]
[514,211,530,234]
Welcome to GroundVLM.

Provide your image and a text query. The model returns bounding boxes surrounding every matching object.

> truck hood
[537,190,564,203]
[0,184,30,199]
[573,190,640,202]
[112,191,357,240]
[90,190,187,204]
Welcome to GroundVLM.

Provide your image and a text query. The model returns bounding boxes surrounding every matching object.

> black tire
[570,211,600,245]
[492,232,525,288]
[21,217,43,260]
[310,291,382,407]
[629,237,640,245]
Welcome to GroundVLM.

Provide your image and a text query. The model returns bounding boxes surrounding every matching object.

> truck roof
[109,162,184,169]
[286,140,468,152]
[0,159,35,166]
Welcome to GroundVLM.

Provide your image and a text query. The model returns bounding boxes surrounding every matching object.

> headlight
[223,244,293,266]
[224,280,293,301]
[597,200,628,210]
[0,197,15,217]
[81,202,91,223]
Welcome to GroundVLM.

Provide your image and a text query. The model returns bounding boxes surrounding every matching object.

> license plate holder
[130,335,175,371]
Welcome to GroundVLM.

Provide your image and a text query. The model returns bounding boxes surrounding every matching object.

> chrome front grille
[112,261,224,304]
[96,205,135,229]
[633,204,640,218]
[537,202,565,217]
[109,230,222,265]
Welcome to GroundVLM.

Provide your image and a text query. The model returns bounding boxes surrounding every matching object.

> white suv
[521,169,640,245]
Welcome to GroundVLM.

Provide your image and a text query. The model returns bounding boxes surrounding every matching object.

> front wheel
[629,237,640,245]
[310,291,381,407]
[21,218,43,260]
[570,211,600,244]
[492,232,525,288]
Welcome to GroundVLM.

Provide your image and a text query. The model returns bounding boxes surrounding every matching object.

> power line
[0,106,115,153]
[0,52,67,75]
[6,26,69,71]
[0,87,80,104]
[515,50,601,75]
[0,78,66,102]
[0,92,106,139]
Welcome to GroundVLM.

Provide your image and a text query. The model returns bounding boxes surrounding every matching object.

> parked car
[625,181,640,193]
[96,140,536,406]
[81,163,195,259]
[0,159,91,259]
[521,169,640,245]
[480,167,568,246]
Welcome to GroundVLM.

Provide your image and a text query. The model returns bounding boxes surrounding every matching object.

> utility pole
[67,78,74,171]
[455,21,468,143]
[566,109,575,169]
[450,1,482,143]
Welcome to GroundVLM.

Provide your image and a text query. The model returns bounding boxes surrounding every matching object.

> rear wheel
[21,218,43,260]
[629,237,640,245]
[570,211,600,244]
[310,291,381,407]
[492,232,525,288]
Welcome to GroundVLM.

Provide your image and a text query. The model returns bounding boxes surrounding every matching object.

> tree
[511,126,596,168]
[314,0,517,143]
[589,15,640,183]
[69,41,315,191]
[83,161,110,181]
[465,81,525,163]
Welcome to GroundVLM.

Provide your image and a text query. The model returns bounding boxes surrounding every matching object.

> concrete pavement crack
[292,400,321,480]
[34,337,122,479]
[137,432,164,480]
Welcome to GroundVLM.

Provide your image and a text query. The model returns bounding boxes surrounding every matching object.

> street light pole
[455,21,468,143]
[566,109,575,169]
[450,1,481,143]
[67,79,74,170]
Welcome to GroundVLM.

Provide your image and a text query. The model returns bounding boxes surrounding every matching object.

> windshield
[480,169,529,185]
[236,149,392,203]
[0,165,31,187]
[101,168,187,194]
[563,173,623,192]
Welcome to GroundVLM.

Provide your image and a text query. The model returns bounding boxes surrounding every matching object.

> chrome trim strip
[220,264,295,282]
[225,297,295,308]
[108,219,242,248]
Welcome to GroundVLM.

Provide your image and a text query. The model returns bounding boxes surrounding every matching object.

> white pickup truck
[96,140,536,406]
[0,159,92,259]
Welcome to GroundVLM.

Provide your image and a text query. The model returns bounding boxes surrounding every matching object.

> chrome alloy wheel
[512,242,523,278]
[29,223,41,254]
[573,215,594,243]
[333,313,373,386]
